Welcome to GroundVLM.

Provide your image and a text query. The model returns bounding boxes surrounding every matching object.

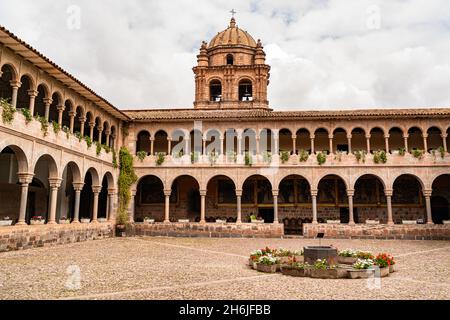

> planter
[98,218,108,223]
[310,268,343,279]
[365,220,380,225]
[248,258,256,267]
[58,220,70,225]
[253,261,258,270]
[178,219,189,223]
[376,267,390,278]
[0,220,13,226]
[348,268,375,279]
[80,219,91,224]
[30,220,45,225]
[215,219,226,224]
[402,220,417,225]
[278,256,292,264]
[143,219,155,224]
[389,265,396,273]
[443,220,450,224]
[326,220,341,224]
[280,266,309,277]
[251,220,265,224]
[338,256,358,265]
[256,263,277,273]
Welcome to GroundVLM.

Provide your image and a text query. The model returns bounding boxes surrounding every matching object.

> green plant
[96,142,102,156]
[85,136,92,148]
[102,144,111,154]
[244,152,253,166]
[356,251,374,259]
[208,151,218,166]
[313,258,335,269]
[299,149,309,162]
[438,146,445,159]
[353,258,374,270]
[1,98,15,124]
[21,108,32,124]
[258,255,279,266]
[121,124,129,138]
[373,150,387,164]
[52,121,60,134]
[374,253,390,268]
[190,151,199,164]
[338,249,358,257]
[112,149,118,169]
[316,151,327,165]
[334,151,346,162]
[354,150,366,163]
[62,125,70,139]
[156,152,165,166]
[117,147,137,226]
[398,147,406,156]
[227,151,237,163]
[74,131,82,142]
[280,151,290,164]
[37,116,49,136]
[137,150,147,162]
[262,151,272,164]
[412,148,424,159]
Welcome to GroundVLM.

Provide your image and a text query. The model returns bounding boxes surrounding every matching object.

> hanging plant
[117,147,137,225]
[316,151,327,165]
[280,151,290,164]
[227,151,237,163]
[112,149,118,169]
[438,146,445,159]
[398,147,406,156]
[412,148,424,159]
[244,152,253,166]
[299,149,309,162]
[37,116,49,136]
[1,98,15,124]
[74,131,82,142]
[96,142,102,156]
[85,136,92,148]
[102,144,111,154]
[262,151,272,164]
[21,108,32,124]
[373,150,387,164]
[52,121,60,134]
[137,150,147,162]
[156,152,166,166]
[190,151,200,164]
[354,150,366,163]
[62,125,70,139]
[208,151,218,166]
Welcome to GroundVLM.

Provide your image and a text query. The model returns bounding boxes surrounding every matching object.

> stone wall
[128,222,284,238]
[303,223,450,240]
[0,223,114,252]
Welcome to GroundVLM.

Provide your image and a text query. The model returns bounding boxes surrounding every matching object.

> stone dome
[208,18,257,49]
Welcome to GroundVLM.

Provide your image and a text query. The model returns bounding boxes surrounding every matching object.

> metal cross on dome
[230,9,237,18]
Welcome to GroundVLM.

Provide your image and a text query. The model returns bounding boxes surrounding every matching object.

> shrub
[117,147,137,226]
[373,150,387,164]
[96,142,102,156]
[21,108,32,124]
[208,151,218,166]
[37,116,49,136]
[280,151,290,164]
[1,98,15,124]
[52,121,60,134]
[156,152,165,166]
[103,144,111,154]
[262,151,272,164]
[412,148,424,159]
[112,149,118,169]
[316,151,327,165]
[227,151,237,163]
[299,149,309,162]
[438,146,445,159]
[137,150,147,162]
[85,136,92,148]
[354,150,366,163]
[244,152,253,166]
[398,147,406,156]
[190,151,199,164]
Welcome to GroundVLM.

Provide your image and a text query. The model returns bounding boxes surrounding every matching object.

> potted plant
[0,216,13,227]
[262,151,272,164]
[244,152,253,166]
[256,255,279,273]
[310,259,343,279]
[373,253,391,277]
[299,149,309,162]
[356,251,374,260]
[373,150,387,164]
[411,148,424,159]
[143,216,155,224]
[31,216,45,225]
[398,147,406,156]
[280,258,310,277]
[354,150,366,163]
[316,151,327,165]
[386,254,396,273]
[280,151,290,164]
[227,151,237,163]
[137,151,147,162]
[208,151,218,166]
[349,259,375,279]
[338,249,358,264]
[249,249,263,268]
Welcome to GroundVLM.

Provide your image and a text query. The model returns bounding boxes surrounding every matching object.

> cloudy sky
[1,0,450,110]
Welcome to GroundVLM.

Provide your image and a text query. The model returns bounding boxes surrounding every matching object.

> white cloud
[0,0,449,110]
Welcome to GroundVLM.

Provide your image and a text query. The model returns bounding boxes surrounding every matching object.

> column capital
[310,134,315,139]
[68,111,76,117]
[422,189,433,197]
[150,136,155,142]
[97,126,103,132]
[441,133,448,139]
[199,190,207,197]
[291,134,297,140]
[235,189,243,197]
[92,185,102,194]
[43,98,53,105]
[272,189,279,197]
[18,172,34,184]
[422,133,428,139]
[9,80,21,88]
[73,182,85,191]
[384,134,390,139]
[403,134,409,139]
[384,189,393,197]
[107,188,117,195]
[346,134,352,139]
[89,121,96,128]
[347,189,355,197]
[328,134,333,139]
[310,189,318,197]
[365,134,371,139]
[164,189,172,197]
[48,178,62,188]
[79,116,86,123]
[27,89,39,98]
[56,105,65,112]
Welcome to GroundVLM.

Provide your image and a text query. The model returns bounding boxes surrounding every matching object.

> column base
[273,221,279,225]
[16,221,27,226]
[71,220,80,224]
[348,221,355,226]
[163,220,170,224]
[387,221,394,225]
[427,222,434,225]
[200,220,206,224]
[312,221,318,225]
[47,221,57,225]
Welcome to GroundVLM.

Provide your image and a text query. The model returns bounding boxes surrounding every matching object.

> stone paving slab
[0,237,449,300]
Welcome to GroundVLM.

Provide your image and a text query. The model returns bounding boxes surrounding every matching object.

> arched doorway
[354,174,386,224]
[33,154,58,223]
[135,175,165,222]
[242,175,273,223]
[136,131,151,155]
[206,175,236,222]
[171,175,200,222]
[392,174,425,224]
[431,174,450,224]
[79,169,99,221]
[57,162,81,222]
[317,174,347,223]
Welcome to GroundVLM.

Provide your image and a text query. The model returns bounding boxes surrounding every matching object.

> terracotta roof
[123,107,450,122]
[0,25,129,121]
[208,18,257,49]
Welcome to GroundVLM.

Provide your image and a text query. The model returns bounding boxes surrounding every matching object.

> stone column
[43,98,52,120]
[202,139,207,156]
[403,134,409,153]
[385,189,394,225]
[311,189,318,224]
[105,130,111,147]
[97,126,103,144]
[89,122,95,140]
[272,190,279,224]
[129,189,136,223]
[310,135,315,154]
[164,189,171,223]
[347,134,352,154]
[422,134,428,153]
[69,111,76,133]
[27,90,38,116]
[79,117,86,137]
[150,137,155,156]
[220,136,225,156]
[328,134,333,154]
[107,191,115,221]
[200,190,206,223]
[17,173,34,225]
[292,135,297,155]
[384,134,390,153]
[347,189,355,225]
[366,134,371,154]
[47,179,62,224]
[10,80,21,108]
[57,105,65,126]
[91,186,102,223]
[236,189,242,224]
[72,183,84,224]
[441,134,448,153]
[237,135,242,155]
[273,130,279,156]
[423,190,433,224]
[255,136,260,157]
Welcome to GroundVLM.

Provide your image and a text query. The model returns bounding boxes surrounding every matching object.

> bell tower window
[210,80,222,102]
[226,54,234,65]
[239,80,253,101]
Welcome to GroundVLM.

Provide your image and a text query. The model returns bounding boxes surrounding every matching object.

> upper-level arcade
[193,18,270,110]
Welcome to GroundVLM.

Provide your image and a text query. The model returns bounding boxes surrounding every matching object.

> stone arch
[49,91,63,123]
[209,78,222,102]
[0,144,29,173]
[295,128,311,153]
[389,172,426,191]
[171,174,201,222]
[205,174,237,222]
[136,130,151,155]
[279,128,292,153]
[239,173,274,191]
[238,77,254,101]
[154,130,169,154]
[332,127,348,153]
[32,154,59,179]
[351,172,387,190]
[16,74,34,109]
[0,64,16,101]
[407,126,424,151]
[33,83,50,117]
[314,127,329,153]
[0,63,18,81]
[134,174,165,222]
[313,172,349,190]
[350,127,366,153]
[85,167,100,187]
[431,174,450,224]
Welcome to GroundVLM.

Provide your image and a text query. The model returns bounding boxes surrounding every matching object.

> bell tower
[193,17,271,110]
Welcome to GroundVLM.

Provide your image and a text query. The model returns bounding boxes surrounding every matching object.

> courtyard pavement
[0,237,449,300]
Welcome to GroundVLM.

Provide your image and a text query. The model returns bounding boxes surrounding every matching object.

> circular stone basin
[304,246,338,266]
